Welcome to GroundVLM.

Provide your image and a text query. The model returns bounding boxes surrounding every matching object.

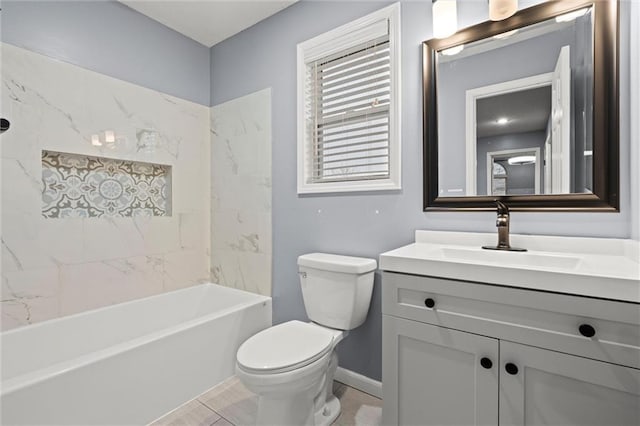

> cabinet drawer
[382,272,640,369]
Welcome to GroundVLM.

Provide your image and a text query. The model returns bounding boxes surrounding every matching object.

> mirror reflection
[436,6,593,197]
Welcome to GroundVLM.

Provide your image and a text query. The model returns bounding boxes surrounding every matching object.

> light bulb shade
[508,155,536,165]
[489,0,518,21]
[433,0,457,39]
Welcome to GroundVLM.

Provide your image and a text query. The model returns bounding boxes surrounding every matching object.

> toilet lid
[236,321,335,374]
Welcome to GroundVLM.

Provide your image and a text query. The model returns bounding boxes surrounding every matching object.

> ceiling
[119,0,298,47]
[476,86,552,139]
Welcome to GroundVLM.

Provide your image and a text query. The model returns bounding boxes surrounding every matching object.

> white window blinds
[297,4,400,194]
[305,33,391,183]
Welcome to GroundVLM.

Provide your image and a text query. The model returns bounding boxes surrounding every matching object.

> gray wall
[497,160,536,195]
[0,0,211,106]
[477,131,546,195]
[211,0,634,381]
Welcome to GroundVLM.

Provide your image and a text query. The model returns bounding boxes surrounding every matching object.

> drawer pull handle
[480,357,493,369]
[424,298,435,309]
[579,324,596,338]
[505,363,519,375]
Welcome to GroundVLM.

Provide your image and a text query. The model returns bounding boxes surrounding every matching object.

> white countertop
[379,231,640,303]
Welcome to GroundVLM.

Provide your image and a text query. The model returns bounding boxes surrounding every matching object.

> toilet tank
[297,253,377,330]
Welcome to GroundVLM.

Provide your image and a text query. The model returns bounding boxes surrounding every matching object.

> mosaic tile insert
[42,151,171,218]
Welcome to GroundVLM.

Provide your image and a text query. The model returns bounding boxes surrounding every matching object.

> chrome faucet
[482,201,527,252]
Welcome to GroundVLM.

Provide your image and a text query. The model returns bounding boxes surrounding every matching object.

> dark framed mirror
[423,0,618,211]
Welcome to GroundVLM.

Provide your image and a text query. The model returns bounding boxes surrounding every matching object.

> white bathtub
[0,283,271,425]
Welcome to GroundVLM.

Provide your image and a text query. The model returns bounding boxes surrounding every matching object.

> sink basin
[440,247,581,269]
[379,230,640,303]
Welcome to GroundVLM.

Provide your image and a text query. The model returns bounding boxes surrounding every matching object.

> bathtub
[0,283,271,425]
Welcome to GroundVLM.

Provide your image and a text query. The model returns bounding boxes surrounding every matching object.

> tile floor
[149,376,382,426]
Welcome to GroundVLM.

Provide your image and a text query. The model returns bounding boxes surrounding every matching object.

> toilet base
[236,323,348,425]
[255,389,317,426]
[314,395,340,426]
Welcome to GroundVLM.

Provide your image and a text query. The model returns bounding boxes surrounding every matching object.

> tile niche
[41,150,172,218]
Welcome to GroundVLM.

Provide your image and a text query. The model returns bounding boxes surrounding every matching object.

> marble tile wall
[210,89,272,297]
[1,43,211,330]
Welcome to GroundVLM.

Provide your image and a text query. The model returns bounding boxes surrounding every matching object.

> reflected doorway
[487,148,541,196]
[466,45,570,196]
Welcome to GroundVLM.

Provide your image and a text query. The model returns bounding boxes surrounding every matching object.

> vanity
[381,0,637,422]
[380,230,640,425]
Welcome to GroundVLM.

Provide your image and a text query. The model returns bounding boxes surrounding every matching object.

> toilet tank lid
[298,253,377,274]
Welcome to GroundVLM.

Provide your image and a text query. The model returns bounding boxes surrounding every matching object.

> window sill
[297,179,401,195]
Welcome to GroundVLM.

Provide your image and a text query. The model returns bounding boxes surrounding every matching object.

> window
[297,3,401,194]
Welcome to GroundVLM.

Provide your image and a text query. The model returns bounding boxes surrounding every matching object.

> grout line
[196,397,214,411]
[195,398,218,415]
[196,395,236,426]
[211,410,235,426]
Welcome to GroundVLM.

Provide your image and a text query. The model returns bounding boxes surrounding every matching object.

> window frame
[296,3,401,194]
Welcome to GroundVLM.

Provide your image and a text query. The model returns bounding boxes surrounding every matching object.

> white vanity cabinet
[499,341,640,426]
[381,272,640,426]
[383,315,499,425]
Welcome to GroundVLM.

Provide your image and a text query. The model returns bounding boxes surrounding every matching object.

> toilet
[235,253,377,426]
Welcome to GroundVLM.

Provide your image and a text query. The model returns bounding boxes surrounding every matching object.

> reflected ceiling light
[441,45,464,56]
[555,8,589,23]
[489,0,518,21]
[584,150,593,156]
[508,155,536,165]
[432,0,458,39]
[496,117,509,125]
[91,134,102,147]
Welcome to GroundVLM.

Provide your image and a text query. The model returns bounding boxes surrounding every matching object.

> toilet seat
[236,321,336,374]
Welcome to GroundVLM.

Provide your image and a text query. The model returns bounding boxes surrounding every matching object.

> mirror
[423,0,619,211]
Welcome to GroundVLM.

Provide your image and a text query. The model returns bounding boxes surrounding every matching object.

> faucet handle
[495,200,509,216]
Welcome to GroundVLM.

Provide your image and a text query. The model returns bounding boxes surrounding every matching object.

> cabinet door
[500,341,640,426]
[382,315,499,426]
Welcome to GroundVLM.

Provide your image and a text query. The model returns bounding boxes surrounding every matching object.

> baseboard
[334,367,382,399]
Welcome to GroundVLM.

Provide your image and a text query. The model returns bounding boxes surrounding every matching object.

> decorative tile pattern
[41,150,171,218]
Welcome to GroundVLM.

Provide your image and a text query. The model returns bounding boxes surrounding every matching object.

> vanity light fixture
[489,0,518,21]
[555,7,589,23]
[432,0,457,39]
[508,155,536,165]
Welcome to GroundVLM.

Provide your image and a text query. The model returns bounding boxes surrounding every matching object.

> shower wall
[1,43,210,330]
[210,89,272,296]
